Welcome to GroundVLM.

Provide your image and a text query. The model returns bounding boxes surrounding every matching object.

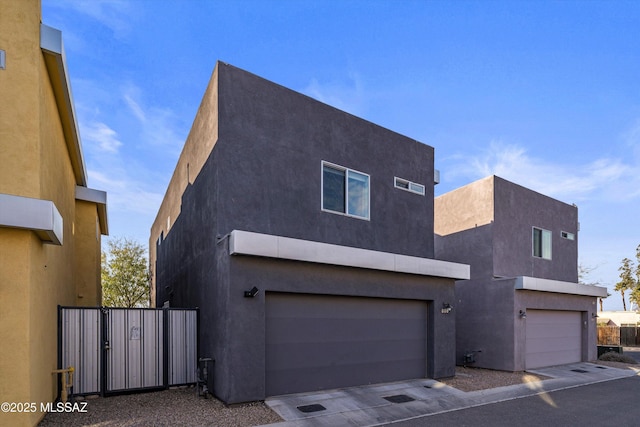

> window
[532,227,552,260]
[561,231,575,240]
[394,177,425,195]
[322,162,370,219]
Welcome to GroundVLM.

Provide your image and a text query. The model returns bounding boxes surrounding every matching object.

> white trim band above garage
[515,276,608,297]
[229,230,470,280]
[0,193,63,245]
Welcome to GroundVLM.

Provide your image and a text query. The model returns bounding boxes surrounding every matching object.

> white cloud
[82,121,123,153]
[122,85,185,154]
[89,170,164,216]
[448,140,640,203]
[71,77,184,238]
[53,0,136,39]
[303,70,367,116]
[123,94,146,123]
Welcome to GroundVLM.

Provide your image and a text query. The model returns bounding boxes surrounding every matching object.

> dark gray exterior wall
[218,253,456,403]
[455,278,598,371]
[492,176,578,282]
[215,63,435,258]
[435,224,494,280]
[454,278,516,370]
[435,176,578,283]
[158,203,456,404]
[436,176,588,371]
[154,62,455,404]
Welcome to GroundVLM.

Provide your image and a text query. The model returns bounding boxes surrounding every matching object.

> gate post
[163,307,169,389]
[100,307,109,397]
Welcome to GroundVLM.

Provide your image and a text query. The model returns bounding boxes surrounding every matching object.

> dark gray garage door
[525,310,582,369]
[265,293,427,396]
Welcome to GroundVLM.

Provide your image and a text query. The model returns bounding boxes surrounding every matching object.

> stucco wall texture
[435,175,578,282]
[0,2,104,425]
[436,175,596,371]
[152,62,456,404]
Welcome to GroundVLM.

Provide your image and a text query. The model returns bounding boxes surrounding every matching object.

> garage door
[525,310,582,369]
[266,293,427,396]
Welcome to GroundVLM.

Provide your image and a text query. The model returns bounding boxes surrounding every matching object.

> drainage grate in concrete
[595,366,608,369]
[423,384,432,389]
[383,394,415,404]
[571,369,589,373]
[297,404,327,413]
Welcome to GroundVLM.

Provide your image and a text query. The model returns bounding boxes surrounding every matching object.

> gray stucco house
[149,62,469,404]
[434,175,608,371]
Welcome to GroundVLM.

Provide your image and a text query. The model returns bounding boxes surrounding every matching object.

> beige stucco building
[0,1,108,425]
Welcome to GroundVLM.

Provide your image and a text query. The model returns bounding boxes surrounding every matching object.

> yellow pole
[52,367,74,403]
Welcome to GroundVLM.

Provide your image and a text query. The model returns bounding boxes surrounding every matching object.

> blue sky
[42,0,640,310]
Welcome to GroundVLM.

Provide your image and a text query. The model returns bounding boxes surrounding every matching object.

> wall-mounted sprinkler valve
[197,358,214,398]
[463,350,482,367]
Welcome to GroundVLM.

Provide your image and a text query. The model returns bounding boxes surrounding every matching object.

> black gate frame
[57,306,199,398]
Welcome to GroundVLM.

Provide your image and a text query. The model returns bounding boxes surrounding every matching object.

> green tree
[615,257,635,311]
[102,237,149,307]
[631,245,640,311]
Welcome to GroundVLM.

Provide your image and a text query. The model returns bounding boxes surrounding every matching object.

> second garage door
[525,310,582,369]
[265,293,427,396]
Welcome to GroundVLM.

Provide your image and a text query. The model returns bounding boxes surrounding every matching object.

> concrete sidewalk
[261,363,639,427]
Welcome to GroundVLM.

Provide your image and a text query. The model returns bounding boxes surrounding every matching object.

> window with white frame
[532,227,552,259]
[394,177,425,195]
[322,162,370,219]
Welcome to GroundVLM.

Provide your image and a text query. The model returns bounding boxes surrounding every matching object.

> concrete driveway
[262,363,639,427]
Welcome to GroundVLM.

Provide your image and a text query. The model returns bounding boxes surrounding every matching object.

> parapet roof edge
[41,23,88,187]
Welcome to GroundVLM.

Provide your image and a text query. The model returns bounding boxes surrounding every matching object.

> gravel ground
[39,359,640,426]
[439,367,551,392]
[38,386,282,427]
[442,358,640,393]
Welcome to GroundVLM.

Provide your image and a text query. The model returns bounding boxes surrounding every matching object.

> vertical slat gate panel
[107,309,126,391]
[61,308,101,395]
[107,309,164,393]
[61,307,196,396]
[168,309,198,385]
[140,309,163,388]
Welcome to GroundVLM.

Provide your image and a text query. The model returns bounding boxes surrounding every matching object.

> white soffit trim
[515,276,608,297]
[229,230,470,280]
[41,24,87,187]
[0,193,63,245]
[75,186,109,235]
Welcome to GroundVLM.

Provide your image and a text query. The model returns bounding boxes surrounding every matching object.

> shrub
[598,351,638,364]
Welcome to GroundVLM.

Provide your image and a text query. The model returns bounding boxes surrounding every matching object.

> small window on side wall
[561,231,575,240]
[533,227,552,260]
[394,177,425,195]
[322,162,370,220]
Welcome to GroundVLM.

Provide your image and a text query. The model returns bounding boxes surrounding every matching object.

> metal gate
[59,307,198,396]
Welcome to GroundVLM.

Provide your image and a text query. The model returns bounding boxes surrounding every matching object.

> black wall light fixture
[244,286,259,298]
[441,303,452,314]
[519,309,527,319]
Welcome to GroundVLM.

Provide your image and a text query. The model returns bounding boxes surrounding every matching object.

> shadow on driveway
[623,347,640,362]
